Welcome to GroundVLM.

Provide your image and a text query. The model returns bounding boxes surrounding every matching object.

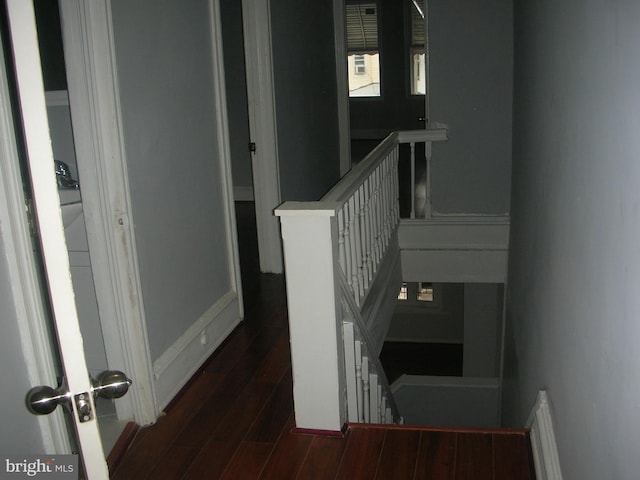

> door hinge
[249,142,257,153]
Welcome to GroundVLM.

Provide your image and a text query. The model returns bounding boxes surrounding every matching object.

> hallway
[109,203,534,479]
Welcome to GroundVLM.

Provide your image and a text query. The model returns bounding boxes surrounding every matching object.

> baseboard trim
[153,290,241,408]
[292,427,345,438]
[527,390,563,480]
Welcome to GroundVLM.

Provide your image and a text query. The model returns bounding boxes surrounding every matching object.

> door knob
[92,370,132,399]
[27,378,71,415]
[26,370,132,417]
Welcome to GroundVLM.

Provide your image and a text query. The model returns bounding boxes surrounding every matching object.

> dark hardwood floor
[110,203,535,479]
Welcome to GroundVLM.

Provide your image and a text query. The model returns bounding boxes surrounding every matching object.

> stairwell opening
[380,281,505,428]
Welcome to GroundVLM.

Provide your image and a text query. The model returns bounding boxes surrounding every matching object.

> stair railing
[275,128,446,432]
[340,272,401,425]
[396,128,447,219]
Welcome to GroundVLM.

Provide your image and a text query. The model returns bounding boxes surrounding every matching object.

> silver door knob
[26,370,132,416]
[92,370,132,399]
[27,378,70,415]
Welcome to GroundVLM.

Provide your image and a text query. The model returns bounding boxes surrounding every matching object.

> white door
[241,0,284,274]
[5,1,113,477]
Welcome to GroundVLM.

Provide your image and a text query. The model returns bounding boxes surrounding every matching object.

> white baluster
[380,392,386,424]
[383,158,390,246]
[358,186,369,292]
[382,156,391,246]
[370,373,379,424]
[425,140,433,219]
[386,407,393,424]
[370,170,378,270]
[348,198,359,304]
[381,162,387,248]
[410,141,416,219]
[392,146,400,225]
[337,208,347,276]
[362,356,370,423]
[342,322,358,422]
[353,190,364,298]
[355,340,363,423]
[363,177,373,284]
[342,205,353,295]
[375,167,384,265]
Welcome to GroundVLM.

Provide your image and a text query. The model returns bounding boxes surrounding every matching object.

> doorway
[32,0,133,454]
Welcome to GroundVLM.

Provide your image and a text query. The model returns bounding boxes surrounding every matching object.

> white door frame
[241,0,283,274]
[57,0,158,425]
[241,1,352,273]
[333,0,352,176]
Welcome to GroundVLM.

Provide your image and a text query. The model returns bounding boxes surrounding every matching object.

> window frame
[346,0,383,99]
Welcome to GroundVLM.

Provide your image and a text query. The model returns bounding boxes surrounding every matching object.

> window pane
[417,282,433,301]
[398,282,408,300]
[411,52,426,95]
[348,53,380,97]
[410,0,426,95]
[346,2,381,97]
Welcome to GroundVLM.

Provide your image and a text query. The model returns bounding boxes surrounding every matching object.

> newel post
[275,202,347,432]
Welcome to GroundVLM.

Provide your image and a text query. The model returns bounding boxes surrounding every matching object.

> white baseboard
[153,290,241,408]
[527,390,563,480]
[234,186,254,201]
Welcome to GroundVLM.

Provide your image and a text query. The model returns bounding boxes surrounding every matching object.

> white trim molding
[59,0,159,425]
[333,0,351,176]
[527,390,563,480]
[399,215,510,283]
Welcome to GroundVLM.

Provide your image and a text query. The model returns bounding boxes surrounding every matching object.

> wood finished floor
[110,203,535,479]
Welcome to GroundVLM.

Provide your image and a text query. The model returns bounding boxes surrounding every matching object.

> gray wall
[393,376,499,427]
[429,0,513,214]
[0,239,46,454]
[270,0,342,201]
[502,0,640,478]
[463,283,502,377]
[387,283,464,343]
[111,1,233,360]
[220,0,253,190]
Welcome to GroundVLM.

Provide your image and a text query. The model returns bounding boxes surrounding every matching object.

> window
[397,282,442,311]
[409,0,426,95]
[417,282,433,302]
[398,282,408,300]
[354,55,366,75]
[346,2,381,97]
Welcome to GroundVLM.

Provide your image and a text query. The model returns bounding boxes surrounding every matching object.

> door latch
[26,370,132,423]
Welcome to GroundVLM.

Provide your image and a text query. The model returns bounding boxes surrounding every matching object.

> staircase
[276,127,512,432]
